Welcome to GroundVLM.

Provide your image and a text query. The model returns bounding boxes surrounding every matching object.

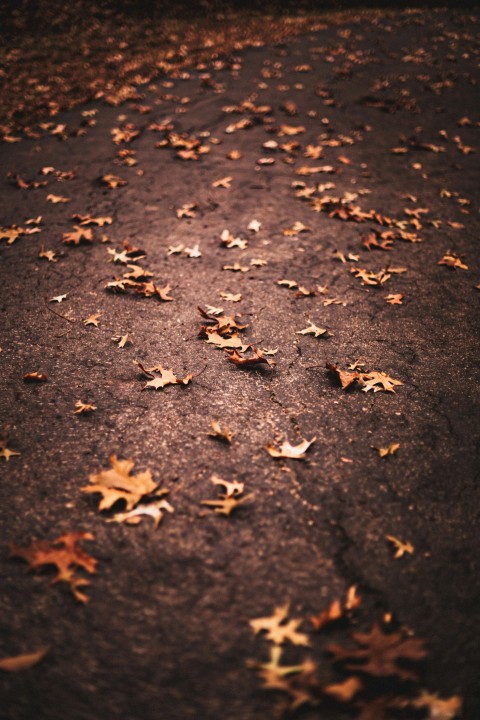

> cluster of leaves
[249,588,462,719]
[198,306,276,370]
[105,240,174,301]
[327,363,404,393]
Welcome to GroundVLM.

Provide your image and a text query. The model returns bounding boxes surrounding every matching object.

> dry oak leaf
[250,603,310,646]
[326,365,403,393]
[63,226,94,246]
[310,585,361,631]
[9,532,97,603]
[83,313,101,328]
[201,476,252,516]
[112,334,130,348]
[226,347,276,369]
[266,437,316,460]
[0,648,49,672]
[176,203,197,219]
[438,253,468,270]
[219,292,242,302]
[278,124,305,136]
[82,455,164,512]
[297,322,328,338]
[223,262,249,273]
[72,214,112,227]
[101,174,126,188]
[23,371,47,382]
[206,331,248,351]
[136,361,192,390]
[360,371,403,393]
[323,676,363,703]
[107,497,173,528]
[411,691,462,720]
[385,294,404,305]
[212,176,232,188]
[38,245,57,262]
[211,475,244,497]
[248,219,261,232]
[327,623,426,681]
[74,400,97,414]
[0,226,25,245]
[283,221,310,236]
[46,193,70,203]
[0,439,20,461]
[375,443,400,458]
[326,363,359,389]
[386,535,414,559]
[252,649,320,711]
[208,420,234,444]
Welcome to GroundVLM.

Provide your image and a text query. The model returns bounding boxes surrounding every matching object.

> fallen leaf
[226,347,276,368]
[375,443,400,458]
[101,174,126,188]
[10,532,97,603]
[219,292,242,302]
[0,437,20,461]
[386,535,414,559]
[46,193,70,203]
[266,437,316,460]
[38,245,58,262]
[297,322,328,338]
[112,334,130,348]
[63,226,94,246]
[411,690,462,720]
[83,313,101,327]
[208,420,234,444]
[0,648,49,672]
[385,294,404,305]
[438,253,468,270]
[212,176,232,188]
[23,371,47,382]
[323,676,363,702]
[108,497,174,528]
[74,401,97,414]
[82,455,165,512]
[250,603,310,646]
[49,294,67,303]
[327,623,426,680]
[136,361,192,390]
[201,476,252,516]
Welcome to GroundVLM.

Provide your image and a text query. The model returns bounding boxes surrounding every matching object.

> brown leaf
[297,322,328,338]
[323,676,363,702]
[136,361,192,390]
[74,400,97,414]
[411,690,462,720]
[226,347,276,368]
[10,532,97,603]
[63,226,94,246]
[438,253,468,270]
[0,648,49,672]
[208,420,234,444]
[266,437,316,460]
[250,603,310,646]
[386,535,414,559]
[327,623,426,681]
[83,313,101,327]
[82,455,163,512]
[23,371,47,383]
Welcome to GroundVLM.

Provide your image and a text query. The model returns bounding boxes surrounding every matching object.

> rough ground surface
[0,7,479,720]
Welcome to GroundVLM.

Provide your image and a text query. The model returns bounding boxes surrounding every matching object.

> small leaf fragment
[0,648,49,672]
[386,535,414,559]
